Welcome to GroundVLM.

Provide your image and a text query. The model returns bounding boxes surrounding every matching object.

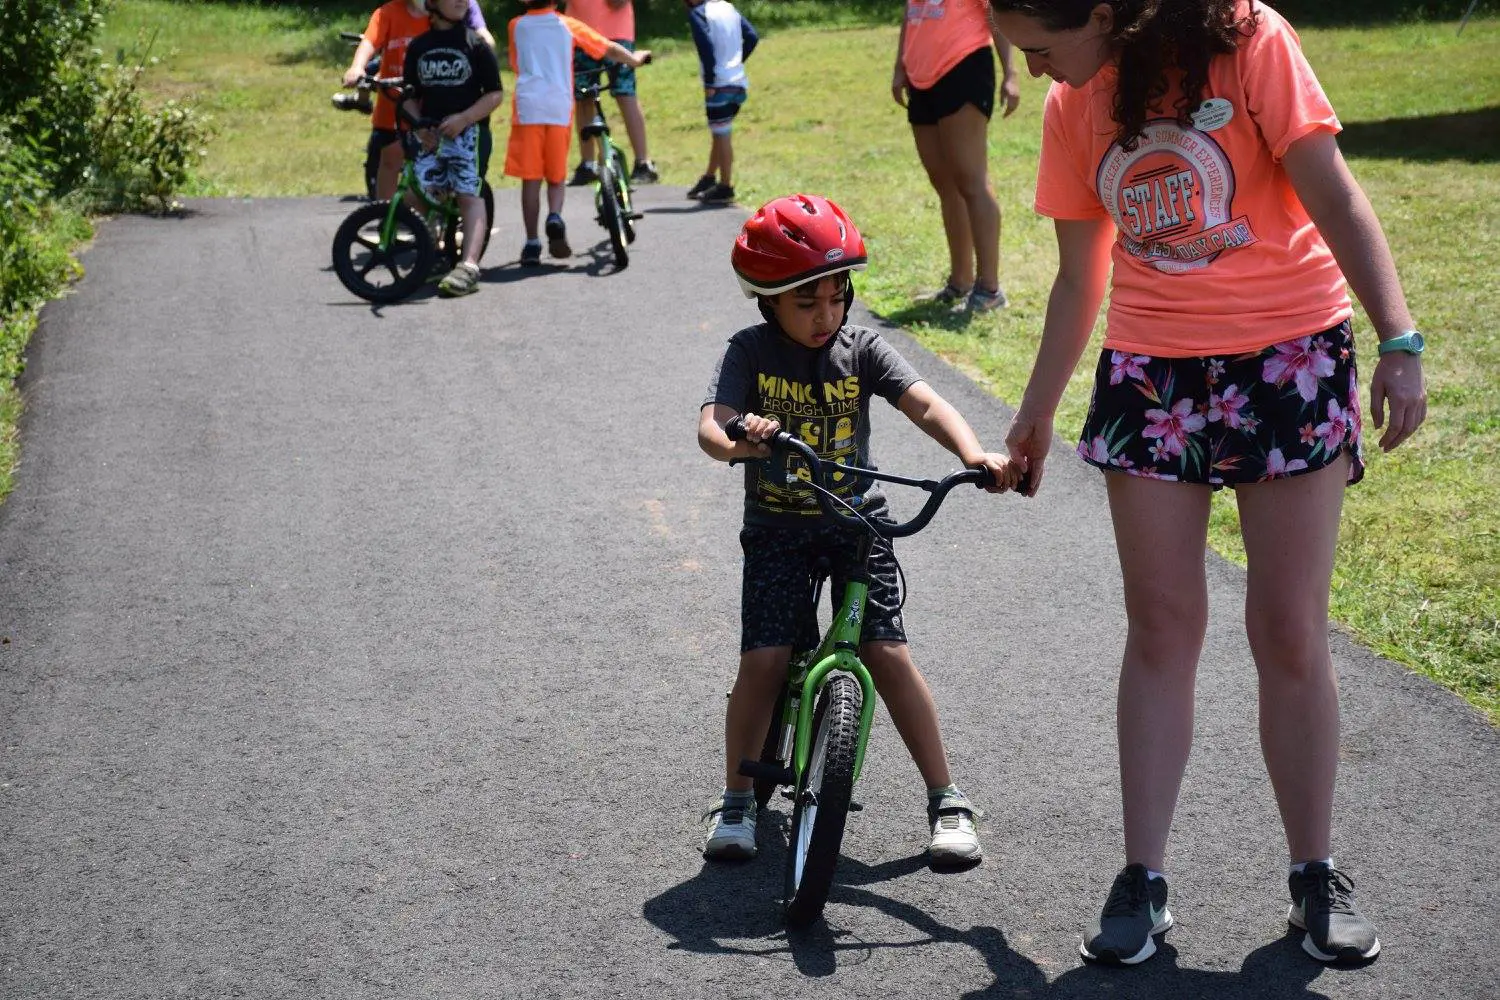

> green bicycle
[331,77,494,303]
[573,62,648,270]
[725,416,1013,926]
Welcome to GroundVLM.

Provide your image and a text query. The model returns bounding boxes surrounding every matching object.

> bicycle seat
[579,114,609,140]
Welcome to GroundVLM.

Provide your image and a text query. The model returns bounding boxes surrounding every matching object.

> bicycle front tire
[783,672,861,927]
[331,201,434,304]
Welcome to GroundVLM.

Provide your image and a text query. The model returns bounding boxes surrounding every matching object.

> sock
[1147,869,1165,882]
[1291,858,1333,875]
[722,788,754,809]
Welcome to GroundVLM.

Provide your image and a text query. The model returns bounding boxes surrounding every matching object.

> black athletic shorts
[907,45,994,126]
[739,519,906,653]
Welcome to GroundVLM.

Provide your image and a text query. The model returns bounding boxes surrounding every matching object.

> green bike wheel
[332,201,434,304]
[598,166,629,270]
[783,672,861,927]
[610,146,637,245]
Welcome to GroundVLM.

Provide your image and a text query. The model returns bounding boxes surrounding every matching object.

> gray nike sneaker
[1080,863,1173,965]
[1288,863,1381,963]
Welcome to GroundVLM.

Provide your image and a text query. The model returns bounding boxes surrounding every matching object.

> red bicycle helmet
[731,194,868,298]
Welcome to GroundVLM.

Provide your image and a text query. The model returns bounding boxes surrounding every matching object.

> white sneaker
[704,797,758,860]
[928,789,983,866]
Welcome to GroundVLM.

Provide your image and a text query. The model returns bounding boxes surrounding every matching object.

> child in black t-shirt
[402,0,504,297]
[697,194,1023,867]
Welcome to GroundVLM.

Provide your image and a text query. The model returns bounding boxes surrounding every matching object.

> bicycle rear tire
[332,201,434,304]
[783,672,861,927]
[598,167,629,269]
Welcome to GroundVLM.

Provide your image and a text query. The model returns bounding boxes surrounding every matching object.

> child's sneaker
[1080,864,1173,965]
[686,173,716,200]
[700,182,736,205]
[437,261,480,297]
[568,160,597,187]
[703,794,757,860]
[967,284,1009,312]
[545,213,571,259]
[1288,862,1381,963]
[520,239,542,266]
[631,159,660,184]
[927,786,983,866]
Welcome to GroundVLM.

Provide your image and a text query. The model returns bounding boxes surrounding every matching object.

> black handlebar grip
[723,414,748,441]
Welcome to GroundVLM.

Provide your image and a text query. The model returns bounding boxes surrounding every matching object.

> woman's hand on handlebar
[1004,407,1052,497]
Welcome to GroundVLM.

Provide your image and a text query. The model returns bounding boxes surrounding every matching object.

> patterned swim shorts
[414,124,481,198]
[1077,320,1366,488]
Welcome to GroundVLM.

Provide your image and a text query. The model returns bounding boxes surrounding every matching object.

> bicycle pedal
[848,801,865,812]
[626,212,644,221]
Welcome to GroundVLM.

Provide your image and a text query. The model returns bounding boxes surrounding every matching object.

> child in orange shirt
[506,0,650,264]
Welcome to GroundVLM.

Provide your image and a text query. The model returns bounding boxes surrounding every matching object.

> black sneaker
[567,161,597,187]
[686,174,716,200]
[519,239,542,266]
[1081,864,1173,965]
[544,213,571,259]
[700,182,735,204]
[1288,863,1381,963]
[631,159,659,184]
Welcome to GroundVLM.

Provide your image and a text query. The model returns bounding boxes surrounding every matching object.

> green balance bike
[725,415,1016,926]
[573,60,649,270]
[331,78,494,303]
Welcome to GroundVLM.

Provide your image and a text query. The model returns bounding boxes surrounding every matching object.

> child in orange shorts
[506,0,650,265]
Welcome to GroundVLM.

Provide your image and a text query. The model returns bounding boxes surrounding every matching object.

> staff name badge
[1191,98,1233,132]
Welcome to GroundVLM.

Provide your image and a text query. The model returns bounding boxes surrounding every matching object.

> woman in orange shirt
[893,1,1021,312]
[993,0,1426,969]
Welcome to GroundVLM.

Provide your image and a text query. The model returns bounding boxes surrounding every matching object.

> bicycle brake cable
[802,477,910,616]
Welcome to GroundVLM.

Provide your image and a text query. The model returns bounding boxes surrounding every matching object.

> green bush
[85,48,215,214]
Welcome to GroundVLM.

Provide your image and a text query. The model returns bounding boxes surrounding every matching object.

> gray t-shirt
[703,322,922,525]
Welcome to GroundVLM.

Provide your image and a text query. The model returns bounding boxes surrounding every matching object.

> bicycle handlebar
[724,415,998,539]
[573,52,652,99]
[359,77,442,130]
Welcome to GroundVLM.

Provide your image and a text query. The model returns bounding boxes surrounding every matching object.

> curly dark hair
[991,0,1259,149]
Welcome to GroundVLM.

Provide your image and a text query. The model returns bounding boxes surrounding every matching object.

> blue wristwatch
[1378,331,1425,356]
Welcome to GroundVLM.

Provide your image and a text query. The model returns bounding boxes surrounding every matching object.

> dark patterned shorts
[1077,320,1366,488]
[739,520,906,653]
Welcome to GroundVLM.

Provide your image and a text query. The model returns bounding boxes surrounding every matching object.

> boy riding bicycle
[697,194,1023,864]
[401,0,503,296]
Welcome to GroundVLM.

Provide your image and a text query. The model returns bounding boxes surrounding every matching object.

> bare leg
[714,133,734,187]
[546,181,565,216]
[376,141,406,201]
[1236,457,1349,862]
[725,646,791,792]
[616,94,649,163]
[935,104,1002,294]
[457,192,485,267]
[520,179,541,240]
[862,641,952,788]
[1107,473,1213,872]
[911,123,975,291]
[576,95,599,166]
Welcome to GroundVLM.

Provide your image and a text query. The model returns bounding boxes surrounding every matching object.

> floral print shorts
[1077,320,1365,488]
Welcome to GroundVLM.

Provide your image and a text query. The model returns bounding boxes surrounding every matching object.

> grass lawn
[93,1,1499,720]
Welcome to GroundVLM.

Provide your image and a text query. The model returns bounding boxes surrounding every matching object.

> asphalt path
[1,188,1495,1000]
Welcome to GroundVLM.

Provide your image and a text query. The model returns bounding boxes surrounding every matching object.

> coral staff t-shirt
[565,0,635,42]
[364,1,431,130]
[1034,1,1352,357]
[902,0,993,91]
